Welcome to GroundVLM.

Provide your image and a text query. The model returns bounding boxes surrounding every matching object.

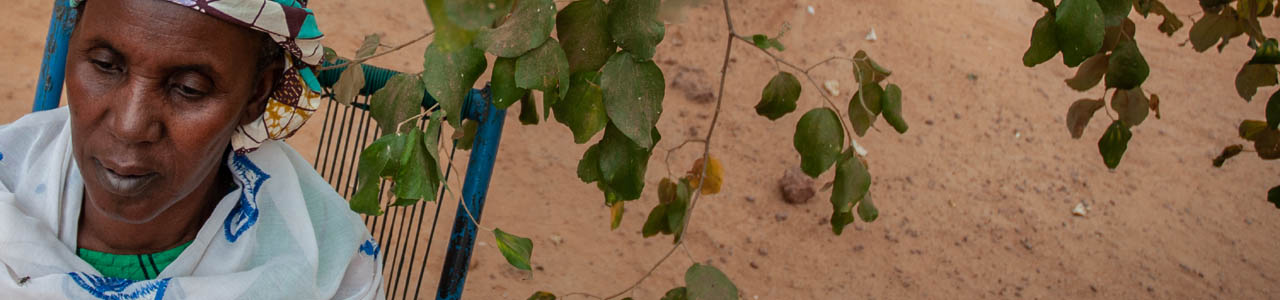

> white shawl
[0,107,384,300]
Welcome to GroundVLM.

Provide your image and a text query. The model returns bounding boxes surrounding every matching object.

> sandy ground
[5,0,1280,299]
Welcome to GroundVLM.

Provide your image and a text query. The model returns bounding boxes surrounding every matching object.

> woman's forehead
[76,0,264,70]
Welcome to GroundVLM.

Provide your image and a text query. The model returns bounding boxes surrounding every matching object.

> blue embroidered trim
[223,154,270,243]
[359,239,380,257]
[68,272,171,300]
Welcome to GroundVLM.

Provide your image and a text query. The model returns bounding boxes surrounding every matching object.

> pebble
[1072,203,1088,217]
[775,212,788,222]
[750,261,760,269]
[757,248,768,256]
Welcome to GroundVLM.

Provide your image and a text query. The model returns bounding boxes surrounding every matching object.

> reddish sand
[4,0,1280,299]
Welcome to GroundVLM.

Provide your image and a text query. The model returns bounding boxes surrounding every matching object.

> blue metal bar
[436,88,504,300]
[33,0,78,112]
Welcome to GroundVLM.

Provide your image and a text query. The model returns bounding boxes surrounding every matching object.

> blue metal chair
[33,2,505,299]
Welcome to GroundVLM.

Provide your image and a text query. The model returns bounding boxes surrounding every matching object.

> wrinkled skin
[65,0,280,254]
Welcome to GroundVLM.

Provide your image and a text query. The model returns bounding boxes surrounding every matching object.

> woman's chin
[84,192,167,225]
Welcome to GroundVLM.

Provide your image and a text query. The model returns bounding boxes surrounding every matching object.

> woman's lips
[93,158,159,196]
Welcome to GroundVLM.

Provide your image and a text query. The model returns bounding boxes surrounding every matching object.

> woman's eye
[173,84,207,98]
[90,59,118,73]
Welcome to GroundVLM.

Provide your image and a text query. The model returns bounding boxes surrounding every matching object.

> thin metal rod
[416,145,457,300]
[33,0,77,112]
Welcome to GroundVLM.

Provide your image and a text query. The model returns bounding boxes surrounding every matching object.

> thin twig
[663,139,708,178]
[728,32,858,143]
[596,1,740,299]
[317,30,435,71]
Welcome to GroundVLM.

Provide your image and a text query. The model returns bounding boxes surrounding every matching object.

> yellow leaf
[610,202,625,230]
[687,156,724,195]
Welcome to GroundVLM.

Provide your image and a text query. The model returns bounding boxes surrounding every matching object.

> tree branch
[317,30,435,71]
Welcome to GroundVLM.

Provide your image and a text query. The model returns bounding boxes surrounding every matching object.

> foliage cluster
[1023,0,1280,205]
[325,0,910,298]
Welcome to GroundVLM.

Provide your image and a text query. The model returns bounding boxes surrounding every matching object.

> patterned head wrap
[69,0,327,154]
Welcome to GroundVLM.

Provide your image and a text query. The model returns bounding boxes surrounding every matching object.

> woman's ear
[241,59,285,126]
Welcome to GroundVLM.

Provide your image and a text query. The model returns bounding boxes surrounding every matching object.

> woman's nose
[107,80,163,144]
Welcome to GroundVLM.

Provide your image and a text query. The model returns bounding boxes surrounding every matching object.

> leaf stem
[728,33,858,144]
[316,30,436,72]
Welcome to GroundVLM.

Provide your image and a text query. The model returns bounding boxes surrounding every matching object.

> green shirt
[76,241,192,281]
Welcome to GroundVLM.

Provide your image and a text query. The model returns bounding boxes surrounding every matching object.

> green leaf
[516,39,572,97]
[456,119,479,150]
[794,108,844,177]
[1024,14,1061,67]
[685,264,739,300]
[1067,98,1107,139]
[424,0,476,50]
[597,124,658,200]
[445,0,514,30]
[642,203,669,237]
[881,84,909,134]
[831,150,870,234]
[333,63,365,105]
[848,89,875,137]
[858,82,885,116]
[553,72,609,143]
[1111,88,1149,127]
[1065,54,1109,91]
[1189,10,1237,52]
[1255,129,1280,159]
[751,34,785,51]
[1035,0,1056,12]
[1269,186,1280,209]
[768,39,787,51]
[578,143,603,183]
[392,129,440,206]
[526,291,557,300]
[519,94,540,125]
[1270,90,1280,129]
[1105,39,1150,90]
[1099,0,1134,27]
[424,110,445,178]
[493,228,534,271]
[1249,38,1280,64]
[853,50,892,83]
[473,0,556,57]
[1241,120,1269,141]
[558,0,617,73]
[661,287,689,300]
[351,134,405,215]
[323,46,339,64]
[371,73,425,135]
[356,34,381,59]
[830,210,856,235]
[423,43,487,128]
[665,179,692,243]
[543,88,560,121]
[1098,120,1133,169]
[601,51,665,148]
[491,57,528,109]
[1054,0,1107,67]
[1100,19,1137,53]
[608,0,666,61]
[1236,64,1279,101]
[755,72,802,120]
[1213,144,1244,167]
[857,193,879,222]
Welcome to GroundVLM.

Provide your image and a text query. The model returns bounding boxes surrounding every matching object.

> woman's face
[65,0,274,224]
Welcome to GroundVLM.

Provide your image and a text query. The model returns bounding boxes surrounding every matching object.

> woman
[0,0,383,299]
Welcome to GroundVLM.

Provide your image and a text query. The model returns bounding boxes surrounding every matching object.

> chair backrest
[32,2,507,299]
